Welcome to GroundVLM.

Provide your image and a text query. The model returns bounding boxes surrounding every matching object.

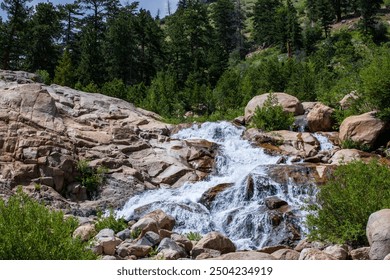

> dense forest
[0,0,390,123]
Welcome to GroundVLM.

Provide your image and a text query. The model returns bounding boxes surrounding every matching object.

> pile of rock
[77,208,390,260]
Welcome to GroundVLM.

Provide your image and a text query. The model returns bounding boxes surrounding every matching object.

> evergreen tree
[253,0,282,47]
[25,2,62,75]
[357,0,383,33]
[54,49,75,87]
[285,0,302,54]
[77,0,121,85]
[58,2,83,51]
[0,0,32,70]
[307,0,335,37]
[211,0,237,56]
[133,9,164,84]
[165,0,214,86]
[104,4,138,84]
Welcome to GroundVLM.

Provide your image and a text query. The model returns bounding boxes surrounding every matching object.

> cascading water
[117,122,317,250]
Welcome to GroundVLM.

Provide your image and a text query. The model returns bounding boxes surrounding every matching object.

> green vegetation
[0,190,97,259]
[250,93,295,131]
[131,228,142,240]
[186,231,202,241]
[76,160,108,199]
[341,139,371,152]
[95,210,128,234]
[0,0,390,123]
[306,160,390,246]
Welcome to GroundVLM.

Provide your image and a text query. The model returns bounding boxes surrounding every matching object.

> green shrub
[360,46,390,120]
[341,138,371,152]
[0,190,97,259]
[101,78,127,99]
[186,231,202,241]
[250,93,295,131]
[130,228,142,239]
[306,160,390,246]
[76,160,108,199]
[35,69,51,85]
[95,210,128,233]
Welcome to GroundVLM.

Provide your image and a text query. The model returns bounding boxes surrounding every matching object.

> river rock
[94,228,122,256]
[195,249,222,259]
[214,252,276,260]
[191,231,236,259]
[367,209,390,260]
[116,242,151,258]
[136,231,161,247]
[171,233,193,252]
[323,244,349,260]
[299,248,337,260]
[339,112,388,148]
[384,253,390,260]
[271,249,300,260]
[131,218,159,235]
[73,223,96,241]
[157,238,187,260]
[329,149,376,164]
[199,183,234,209]
[350,247,370,260]
[264,196,288,210]
[244,129,320,158]
[116,228,131,241]
[307,103,335,132]
[143,209,175,231]
[244,92,304,123]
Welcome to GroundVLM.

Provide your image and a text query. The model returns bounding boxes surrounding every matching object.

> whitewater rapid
[117,122,323,249]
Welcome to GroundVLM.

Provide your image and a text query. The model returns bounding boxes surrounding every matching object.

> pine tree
[358,0,383,33]
[25,2,62,75]
[0,0,32,70]
[54,49,75,87]
[253,0,282,47]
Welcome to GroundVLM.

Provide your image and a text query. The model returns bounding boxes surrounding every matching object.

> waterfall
[117,122,316,250]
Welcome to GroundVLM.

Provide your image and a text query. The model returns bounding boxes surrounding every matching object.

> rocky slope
[0,70,217,214]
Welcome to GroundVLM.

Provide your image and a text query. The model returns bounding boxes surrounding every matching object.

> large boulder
[244,92,304,122]
[142,209,175,231]
[271,249,300,260]
[339,112,388,148]
[157,238,187,260]
[366,209,390,260]
[323,244,349,260]
[93,228,122,256]
[214,251,276,260]
[244,129,320,158]
[191,231,236,259]
[307,103,335,132]
[350,247,370,260]
[329,149,378,164]
[299,248,337,260]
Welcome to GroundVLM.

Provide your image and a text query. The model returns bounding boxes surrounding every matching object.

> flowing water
[117,122,320,249]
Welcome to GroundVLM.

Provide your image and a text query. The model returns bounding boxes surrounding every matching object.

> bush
[0,190,97,259]
[35,69,51,85]
[250,93,295,131]
[76,160,108,199]
[186,231,202,241]
[95,210,128,233]
[360,46,390,120]
[306,160,390,246]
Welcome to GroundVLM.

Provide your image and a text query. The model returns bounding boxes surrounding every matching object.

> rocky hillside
[0,70,217,214]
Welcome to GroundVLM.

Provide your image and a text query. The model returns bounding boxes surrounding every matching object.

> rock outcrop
[366,209,390,260]
[0,72,218,214]
[244,92,304,123]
